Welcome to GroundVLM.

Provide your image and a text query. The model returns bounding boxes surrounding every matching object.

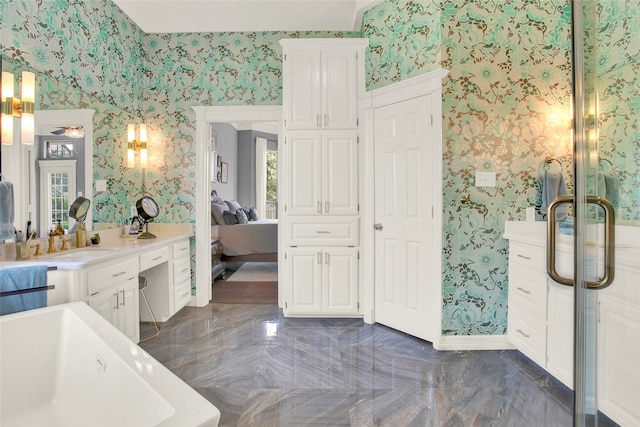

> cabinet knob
[374,223,383,231]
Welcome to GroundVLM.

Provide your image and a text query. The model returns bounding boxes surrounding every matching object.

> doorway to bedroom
[212,261,278,304]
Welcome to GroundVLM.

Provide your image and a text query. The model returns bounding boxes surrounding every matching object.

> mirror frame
[34,109,95,230]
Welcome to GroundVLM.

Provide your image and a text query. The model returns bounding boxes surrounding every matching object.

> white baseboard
[434,334,515,351]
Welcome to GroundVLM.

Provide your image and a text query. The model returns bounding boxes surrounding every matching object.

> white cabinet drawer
[140,247,169,271]
[509,270,547,320]
[509,242,545,271]
[508,310,547,367]
[173,259,191,285]
[87,258,139,296]
[173,280,191,312]
[288,217,359,246]
[172,239,190,259]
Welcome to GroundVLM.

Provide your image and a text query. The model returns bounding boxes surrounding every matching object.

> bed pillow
[222,210,239,225]
[249,207,259,221]
[241,207,252,220]
[211,202,227,225]
[236,209,249,224]
[225,200,242,212]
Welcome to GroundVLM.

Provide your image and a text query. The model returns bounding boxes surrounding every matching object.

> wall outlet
[475,171,496,187]
[130,206,138,218]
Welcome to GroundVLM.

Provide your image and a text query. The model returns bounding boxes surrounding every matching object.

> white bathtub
[0,302,220,426]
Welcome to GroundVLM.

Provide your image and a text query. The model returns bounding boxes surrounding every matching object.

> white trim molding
[436,335,516,351]
[191,105,282,307]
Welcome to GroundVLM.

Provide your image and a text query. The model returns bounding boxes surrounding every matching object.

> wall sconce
[1,71,35,145]
[127,123,148,168]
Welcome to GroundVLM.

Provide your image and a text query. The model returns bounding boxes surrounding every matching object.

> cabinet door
[324,248,359,315]
[283,50,322,129]
[598,293,640,426]
[287,133,322,215]
[547,281,574,389]
[323,49,358,129]
[323,133,358,215]
[286,248,323,314]
[117,278,140,343]
[89,291,117,327]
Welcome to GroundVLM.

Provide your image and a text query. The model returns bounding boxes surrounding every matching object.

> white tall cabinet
[280,38,368,317]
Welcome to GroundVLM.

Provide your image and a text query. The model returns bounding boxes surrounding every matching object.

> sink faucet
[60,238,71,251]
[47,232,57,254]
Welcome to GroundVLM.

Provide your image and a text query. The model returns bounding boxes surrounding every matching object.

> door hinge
[431,114,433,126]
[357,118,359,126]
[285,204,287,212]
[284,53,287,61]
[285,301,288,308]
[598,301,601,323]
[284,119,287,128]
[431,206,434,218]
[357,135,360,144]
[357,302,360,309]
[357,251,360,260]
[285,252,287,259]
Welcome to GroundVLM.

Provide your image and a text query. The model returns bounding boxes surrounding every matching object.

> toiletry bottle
[47,230,57,254]
[76,221,87,248]
[130,217,140,235]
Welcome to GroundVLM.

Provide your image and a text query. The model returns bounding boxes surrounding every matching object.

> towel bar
[0,285,55,298]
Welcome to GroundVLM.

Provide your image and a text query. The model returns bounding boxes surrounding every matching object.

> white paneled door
[374,95,436,342]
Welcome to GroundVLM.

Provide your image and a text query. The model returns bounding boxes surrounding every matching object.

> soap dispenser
[76,221,87,248]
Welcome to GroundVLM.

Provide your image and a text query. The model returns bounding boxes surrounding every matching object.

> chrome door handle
[374,223,383,231]
[547,195,615,289]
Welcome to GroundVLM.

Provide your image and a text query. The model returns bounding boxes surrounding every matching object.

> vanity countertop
[0,223,193,270]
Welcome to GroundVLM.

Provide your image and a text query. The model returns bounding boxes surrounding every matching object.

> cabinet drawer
[173,259,191,285]
[140,247,169,271]
[509,270,547,320]
[508,310,547,367]
[172,239,190,259]
[87,258,139,296]
[288,217,359,246]
[174,280,191,312]
[509,242,545,271]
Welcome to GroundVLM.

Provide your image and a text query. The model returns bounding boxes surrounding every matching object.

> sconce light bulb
[21,71,35,104]
[1,114,13,145]
[21,112,34,145]
[140,148,148,167]
[127,124,135,142]
[1,72,14,100]
[127,148,135,168]
[139,123,147,142]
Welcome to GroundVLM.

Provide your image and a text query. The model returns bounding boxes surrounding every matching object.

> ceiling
[113,0,383,33]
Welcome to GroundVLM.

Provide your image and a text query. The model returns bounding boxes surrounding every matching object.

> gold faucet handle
[30,244,43,257]
[60,238,71,251]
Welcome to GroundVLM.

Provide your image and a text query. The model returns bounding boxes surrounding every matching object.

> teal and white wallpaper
[2,0,638,336]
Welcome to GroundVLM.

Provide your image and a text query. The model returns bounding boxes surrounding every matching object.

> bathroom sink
[50,249,114,259]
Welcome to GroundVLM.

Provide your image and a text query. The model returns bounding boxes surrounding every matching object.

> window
[266,150,278,219]
[45,140,75,159]
[38,160,77,234]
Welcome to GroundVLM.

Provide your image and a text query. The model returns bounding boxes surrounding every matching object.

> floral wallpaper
[596,1,640,221]
[2,0,636,334]
[438,1,574,335]
[362,0,441,90]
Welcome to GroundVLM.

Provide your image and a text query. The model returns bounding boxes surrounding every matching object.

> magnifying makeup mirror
[69,196,90,222]
[136,196,159,239]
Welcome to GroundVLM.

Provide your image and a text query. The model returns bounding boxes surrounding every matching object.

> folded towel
[540,171,569,220]
[602,171,619,212]
[0,181,15,242]
[0,265,48,315]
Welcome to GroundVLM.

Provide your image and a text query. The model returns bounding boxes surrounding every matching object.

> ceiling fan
[51,126,85,138]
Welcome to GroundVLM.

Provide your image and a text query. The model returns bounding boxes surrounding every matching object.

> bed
[210,191,278,263]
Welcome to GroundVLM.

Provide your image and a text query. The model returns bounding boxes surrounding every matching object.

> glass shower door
[569,0,640,425]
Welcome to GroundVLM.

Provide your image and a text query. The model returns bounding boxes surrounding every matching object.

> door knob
[374,223,383,231]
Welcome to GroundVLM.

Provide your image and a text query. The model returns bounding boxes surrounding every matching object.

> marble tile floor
[140,303,577,427]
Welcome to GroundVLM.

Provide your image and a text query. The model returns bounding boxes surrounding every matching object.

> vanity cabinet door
[88,276,139,342]
[89,291,118,327]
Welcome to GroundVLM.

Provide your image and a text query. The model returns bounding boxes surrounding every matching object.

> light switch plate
[95,179,107,192]
[475,171,496,187]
